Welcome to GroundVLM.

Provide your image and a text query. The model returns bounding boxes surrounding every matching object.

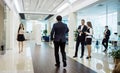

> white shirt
[18,29,24,34]
[86,27,93,38]
[81,25,84,30]
[79,25,84,36]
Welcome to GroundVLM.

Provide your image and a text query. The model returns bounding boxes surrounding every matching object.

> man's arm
[66,25,69,33]
[50,24,55,41]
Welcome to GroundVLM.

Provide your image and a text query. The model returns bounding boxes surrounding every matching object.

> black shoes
[73,56,77,58]
[63,61,67,67]
[86,56,91,59]
[55,62,67,67]
[103,50,107,52]
[55,64,60,67]
[80,56,83,58]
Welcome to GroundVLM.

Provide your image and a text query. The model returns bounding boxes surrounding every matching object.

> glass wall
[77,12,117,40]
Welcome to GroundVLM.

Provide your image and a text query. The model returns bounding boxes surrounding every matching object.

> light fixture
[13,0,21,13]
[69,0,77,4]
[57,3,70,13]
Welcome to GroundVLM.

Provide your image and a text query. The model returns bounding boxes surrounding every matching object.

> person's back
[53,22,68,42]
[51,15,69,67]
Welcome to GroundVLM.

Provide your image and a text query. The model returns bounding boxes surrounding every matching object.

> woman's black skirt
[17,34,25,41]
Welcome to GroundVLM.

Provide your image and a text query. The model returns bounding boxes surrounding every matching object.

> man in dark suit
[51,15,69,67]
[73,19,87,58]
[102,26,110,52]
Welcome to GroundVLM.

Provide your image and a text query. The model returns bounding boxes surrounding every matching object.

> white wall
[5,6,20,49]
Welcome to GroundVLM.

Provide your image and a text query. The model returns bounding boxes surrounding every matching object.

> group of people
[50,15,94,67]
[50,15,111,68]
[73,19,93,59]
[17,15,111,68]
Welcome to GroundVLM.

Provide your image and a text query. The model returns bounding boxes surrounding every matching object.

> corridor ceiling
[23,0,64,20]
[77,0,120,16]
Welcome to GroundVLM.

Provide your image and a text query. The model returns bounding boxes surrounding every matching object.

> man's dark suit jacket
[104,29,110,39]
[77,25,87,41]
[51,21,69,42]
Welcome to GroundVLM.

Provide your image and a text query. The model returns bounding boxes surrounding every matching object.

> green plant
[74,29,78,41]
[109,49,120,59]
[43,30,47,36]
[119,35,120,38]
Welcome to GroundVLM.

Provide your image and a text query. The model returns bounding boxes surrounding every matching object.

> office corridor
[30,42,96,73]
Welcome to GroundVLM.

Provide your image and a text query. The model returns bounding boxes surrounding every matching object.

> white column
[5,9,14,49]
[47,21,51,35]
[5,7,20,49]
[35,24,41,45]
[32,21,36,40]
[117,9,120,45]
[68,12,77,48]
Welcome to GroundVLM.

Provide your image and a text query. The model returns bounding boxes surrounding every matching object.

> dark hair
[18,23,24,33]
[105,26,108,28]
[56,15,62,21]
[81,19,85,22]
[87,21,92,28]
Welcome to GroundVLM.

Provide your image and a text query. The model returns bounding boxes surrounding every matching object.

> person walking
[51,15,69,67]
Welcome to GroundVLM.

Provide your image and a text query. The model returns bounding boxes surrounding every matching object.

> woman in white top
[85,21,93,59]
[17,23,25,53]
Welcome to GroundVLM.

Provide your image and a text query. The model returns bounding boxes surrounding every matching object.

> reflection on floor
[0,41,34,73]
[30,42,96,73]
[49,42,115,73]
[0,41,115,73]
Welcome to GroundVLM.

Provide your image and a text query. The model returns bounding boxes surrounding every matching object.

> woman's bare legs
[18,42,21,53]
[21,41,23,52]
[87,45,91,57]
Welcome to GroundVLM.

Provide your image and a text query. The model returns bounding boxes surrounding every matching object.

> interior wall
[0,3,5,48]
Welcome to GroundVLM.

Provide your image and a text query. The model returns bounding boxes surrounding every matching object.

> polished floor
[0,41,115,73]
[30,42,96,73]
[0,41,34,73]
[49,41,115,73]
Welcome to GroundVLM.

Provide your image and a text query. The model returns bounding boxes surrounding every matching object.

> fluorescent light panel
[57,3,70,13]
[13,0,21,13]
[69,0,77,4]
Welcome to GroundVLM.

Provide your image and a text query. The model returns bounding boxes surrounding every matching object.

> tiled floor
[0,41,34,73]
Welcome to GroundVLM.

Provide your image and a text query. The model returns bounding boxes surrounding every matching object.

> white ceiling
[22,0,64,13]
[22,0,64,20]
[77,0,120,16]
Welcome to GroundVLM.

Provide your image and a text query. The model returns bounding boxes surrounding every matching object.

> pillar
[47,20,51,35]
[35,24,41,45]
[68,12,77,48]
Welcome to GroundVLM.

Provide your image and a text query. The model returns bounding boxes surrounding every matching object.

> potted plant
[74,29,78,41]
[43,29,47,36]
[109,49,120,65]
[42,30,49,42]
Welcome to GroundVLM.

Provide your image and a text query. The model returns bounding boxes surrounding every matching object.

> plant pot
[114,58,120,65]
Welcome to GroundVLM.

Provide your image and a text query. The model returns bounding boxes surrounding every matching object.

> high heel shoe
[86,56,91,59]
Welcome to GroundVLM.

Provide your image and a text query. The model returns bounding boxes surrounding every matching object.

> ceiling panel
[25,14,48,20]
[23,0,64,12]
[22,0,64,20]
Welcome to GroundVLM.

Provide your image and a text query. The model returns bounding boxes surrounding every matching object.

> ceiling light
[57,3,70,13]
[13,0,21,12]
[69,0,77,4]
